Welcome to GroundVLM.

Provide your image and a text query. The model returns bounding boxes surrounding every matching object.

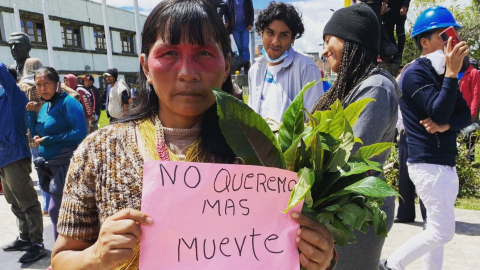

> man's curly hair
[255,2,304,40]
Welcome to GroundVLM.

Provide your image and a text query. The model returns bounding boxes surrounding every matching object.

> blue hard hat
[412,6,461,38]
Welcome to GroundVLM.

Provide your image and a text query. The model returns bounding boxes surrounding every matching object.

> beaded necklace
[137,116,209,162]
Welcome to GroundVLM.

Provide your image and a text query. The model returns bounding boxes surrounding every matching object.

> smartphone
[439,26,461,47]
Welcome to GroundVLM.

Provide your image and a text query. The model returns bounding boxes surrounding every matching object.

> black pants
[383,7,407,56]
[397,131,427,221]
[366,3,383,25]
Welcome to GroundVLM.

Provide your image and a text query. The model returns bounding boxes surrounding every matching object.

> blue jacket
[399,58,470,166]
[28,92,87,160]
[0,63,30,168]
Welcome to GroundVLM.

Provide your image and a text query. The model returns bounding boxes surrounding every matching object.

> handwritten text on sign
[140,161,302,270]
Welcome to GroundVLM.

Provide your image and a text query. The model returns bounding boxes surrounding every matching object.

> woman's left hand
[291,212,335,270]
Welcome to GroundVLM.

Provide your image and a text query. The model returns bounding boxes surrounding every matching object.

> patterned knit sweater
[57,119,200,242]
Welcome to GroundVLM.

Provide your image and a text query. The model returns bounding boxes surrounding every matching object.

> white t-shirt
[259,64,283,122]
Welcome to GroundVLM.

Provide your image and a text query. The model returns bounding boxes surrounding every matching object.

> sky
[92,0,473,54]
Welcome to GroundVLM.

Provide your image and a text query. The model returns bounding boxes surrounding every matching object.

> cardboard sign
[140,161,302,270]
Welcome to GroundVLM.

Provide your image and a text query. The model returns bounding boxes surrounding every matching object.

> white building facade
[0,0,147,86]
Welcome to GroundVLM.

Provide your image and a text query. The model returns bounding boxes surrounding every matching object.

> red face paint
[144,39,230,127]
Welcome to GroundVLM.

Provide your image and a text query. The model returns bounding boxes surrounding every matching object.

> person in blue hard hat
[380,6,470,270]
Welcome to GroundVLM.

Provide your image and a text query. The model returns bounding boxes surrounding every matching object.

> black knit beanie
[323,3,380,54]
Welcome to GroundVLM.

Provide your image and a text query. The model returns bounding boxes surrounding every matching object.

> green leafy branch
[213,82,397,246]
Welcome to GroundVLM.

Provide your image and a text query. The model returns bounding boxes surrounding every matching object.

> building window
[94,29,106,50]
[121,35,134,53]
[62,26,82,48]
[20,19,45,44]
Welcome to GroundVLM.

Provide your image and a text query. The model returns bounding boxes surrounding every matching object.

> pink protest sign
[140,160,302,270]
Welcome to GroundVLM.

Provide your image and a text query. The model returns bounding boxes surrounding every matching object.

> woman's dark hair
[34,67,60,83]
[124,0,236,162]
[255,2,304,39]
[311,41,379,112]
[414,29,437,52]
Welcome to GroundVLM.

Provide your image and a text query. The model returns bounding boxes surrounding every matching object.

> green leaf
[304,191,313,208]
[325,219,356,246]
[352,143,396,160]
[325,204,342,211]
[283,168,315,213]
[326,194,351,208]
[278,81,316,152]
[296,140,312,170]
[314,175,395,209]
[344,176,399,198]
[343,98,376,127]
[316,212,334,225]
[372,204,388,237]
[326,100,346,139]
[337,204,367,231]
[325,118,355,172]
[340,158,383,177]
[311,133,324,179]
[359,222,370,234]
[283,137,303,171]
[301,205,317,220]
[214,90,284,168]
[354,137,363,144]
[311,110,331,129]
[316,173,367,206]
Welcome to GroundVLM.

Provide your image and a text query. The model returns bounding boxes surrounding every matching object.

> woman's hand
[291,212,335,270]
[87,209,153,269]
[33,135,45,144]
[26,101,38,111]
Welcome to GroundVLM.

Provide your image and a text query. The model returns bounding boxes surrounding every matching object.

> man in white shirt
[103,68,130,123]
[248,2,323,123]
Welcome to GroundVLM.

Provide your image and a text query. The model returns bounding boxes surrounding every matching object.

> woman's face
[63,77,71,88]
[322,35,344,73]
[141,36,230,123]
[36,74,58,100]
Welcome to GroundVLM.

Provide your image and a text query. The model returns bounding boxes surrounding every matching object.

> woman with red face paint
[50,1,335,270]
[311,3,401,270]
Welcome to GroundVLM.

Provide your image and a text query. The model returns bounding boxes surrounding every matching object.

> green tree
[453,5,480,62]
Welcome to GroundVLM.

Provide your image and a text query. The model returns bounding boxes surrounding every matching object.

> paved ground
[381,204,480,270]
[1,170,479,269]
[0,170,53,270]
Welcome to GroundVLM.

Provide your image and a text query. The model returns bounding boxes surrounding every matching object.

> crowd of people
[0,0,479,269]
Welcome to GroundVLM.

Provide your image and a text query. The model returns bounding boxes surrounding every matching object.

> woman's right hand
[26,101,38,111]
[88,208,153,269]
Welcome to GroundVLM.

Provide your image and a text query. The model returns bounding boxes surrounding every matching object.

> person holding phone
[380,7,470,270]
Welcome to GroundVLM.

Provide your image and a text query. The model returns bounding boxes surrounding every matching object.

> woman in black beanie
[312,3,401,270]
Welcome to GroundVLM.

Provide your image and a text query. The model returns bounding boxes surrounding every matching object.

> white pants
[388,163,458,270]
